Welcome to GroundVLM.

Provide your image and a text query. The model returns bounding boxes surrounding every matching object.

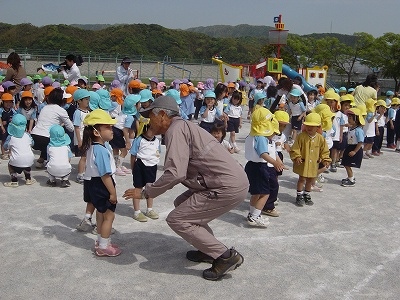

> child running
[3,114,36,187]
[129,124,161,222]
[341,108,365,187]
[290,113,331,206]
[244,107,286,227]
[81,109,121,257]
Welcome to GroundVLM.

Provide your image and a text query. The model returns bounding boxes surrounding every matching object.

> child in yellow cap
[290,113,331,206]
[340,108,365,187]
[386,97,399,149]
[362,98,377,158]
[372,100,387,155]
[244,107,286,226]
[81,109,121,257]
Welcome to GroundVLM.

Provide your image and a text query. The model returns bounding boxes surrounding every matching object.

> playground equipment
[212,58,242,83]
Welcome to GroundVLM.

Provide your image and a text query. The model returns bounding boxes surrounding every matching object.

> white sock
[134,210,141,216]
[146,208,153,213]
[99,237,109,249]
[97,234,101,242]
[249,206,261,218]
[349,176,354,182]
[84,213,92,221]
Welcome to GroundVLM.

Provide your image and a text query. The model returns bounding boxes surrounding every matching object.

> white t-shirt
[46,146,72,177]
[31,104,74,137]
[363,112,376,137]
[5,133,35,168]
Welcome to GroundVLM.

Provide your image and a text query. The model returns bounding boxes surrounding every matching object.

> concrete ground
[1,110,400,300]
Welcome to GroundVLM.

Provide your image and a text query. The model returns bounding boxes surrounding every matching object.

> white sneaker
[247,213,269,228]
[76,218,93,232]
[233,147,241,153]
[317,174,326,183]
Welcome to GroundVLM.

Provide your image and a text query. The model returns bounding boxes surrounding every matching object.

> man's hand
[123,188,142,200]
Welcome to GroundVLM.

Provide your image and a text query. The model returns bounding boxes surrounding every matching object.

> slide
[282,64,316,92]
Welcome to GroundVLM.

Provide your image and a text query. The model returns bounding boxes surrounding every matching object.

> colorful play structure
[212,14,329,92]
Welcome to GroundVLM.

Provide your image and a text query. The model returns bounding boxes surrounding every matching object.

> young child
[199,90,223,133]
[327,90,343,172]
[363,98,377,158]
[129,124,161,222]
[312,104,335,191]
[244,107,286,227]
[110,93,141,175]
[73,89,91,184]
[46,125,73,188]
[81,109,121,257]
[3,114,35,187]
[372,100,387,155]
[224,90,243,152]
[337,95,353,164]
[290,113,331,206]
[386,97,399,148]
[210,121,234,153]
[287,88,306,142]
[341,108,365,187]
[17,91,37,133]
[264,85,278,110]
[0,93,17,159]
[272,110,291,175]
[385,90,394,107]
[306,89,320,114]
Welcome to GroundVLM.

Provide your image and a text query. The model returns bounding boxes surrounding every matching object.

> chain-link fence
[0,48,222,85]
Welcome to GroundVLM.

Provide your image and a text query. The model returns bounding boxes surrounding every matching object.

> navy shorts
[245,161,278,195]
[227,117,240,133]
[338,132,348,150]
[341,144,363,168]
[291,116,302,130]
[133,158,157,188]
[9,165,31,173]
[199,121,215,133]
[364,136,374,144]
[109,127,126,149]
[83,177,116,213]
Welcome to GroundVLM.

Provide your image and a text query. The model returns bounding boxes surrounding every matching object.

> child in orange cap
[290,113,331,206]
[0,93,17,159]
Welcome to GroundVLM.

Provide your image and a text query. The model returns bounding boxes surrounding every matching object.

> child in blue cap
[46,125,73,188]
[3,114,35,187]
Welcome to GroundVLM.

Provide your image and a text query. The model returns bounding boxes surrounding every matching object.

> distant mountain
[302,33,358,46]
[70,24,115,31]
[186,24,275,38]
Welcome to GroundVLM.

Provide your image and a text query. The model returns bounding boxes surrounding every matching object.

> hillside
[186,24,275,38]
[0,23,266,63]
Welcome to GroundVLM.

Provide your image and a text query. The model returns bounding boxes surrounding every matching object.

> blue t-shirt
[93,144,113,176]
[254,136,269,157]
[388,108,395,120]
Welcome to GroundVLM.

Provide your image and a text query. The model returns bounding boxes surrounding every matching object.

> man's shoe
[296,194,305,207]
[186,250,214,263]
[202,248,244,281]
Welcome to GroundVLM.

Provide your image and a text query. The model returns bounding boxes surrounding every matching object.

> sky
[1,0,399,37]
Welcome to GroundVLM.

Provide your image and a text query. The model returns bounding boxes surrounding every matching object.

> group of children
[2,71,399,253]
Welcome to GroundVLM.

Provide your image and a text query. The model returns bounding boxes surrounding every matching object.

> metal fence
[0,48,221,85]
[1,48,397,92]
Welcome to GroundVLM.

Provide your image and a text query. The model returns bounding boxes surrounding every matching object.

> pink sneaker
[120,165,131,174]
[95,241,120,250]
[95,244,122,257]
[114,167,126,176]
